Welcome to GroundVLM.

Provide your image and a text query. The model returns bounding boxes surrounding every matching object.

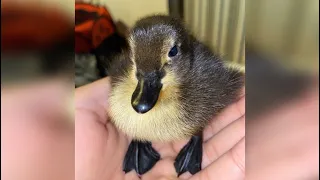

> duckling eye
[168,45,178,57]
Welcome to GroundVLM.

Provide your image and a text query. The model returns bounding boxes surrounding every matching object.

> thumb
[75,77,111,121]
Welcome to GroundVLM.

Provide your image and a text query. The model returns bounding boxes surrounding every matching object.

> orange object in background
[75,3,116,53]
[1,2,73,52]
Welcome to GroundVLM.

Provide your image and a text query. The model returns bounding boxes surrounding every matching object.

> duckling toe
[123,140,161,175]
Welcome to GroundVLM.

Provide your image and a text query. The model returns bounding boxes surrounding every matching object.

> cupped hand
[75,77,245,180]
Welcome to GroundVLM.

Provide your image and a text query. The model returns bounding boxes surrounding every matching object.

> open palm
[75,77,245,180]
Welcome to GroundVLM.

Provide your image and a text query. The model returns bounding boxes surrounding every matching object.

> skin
[1,78,74,180]
[75,77,245,180]
[246,80,319,180]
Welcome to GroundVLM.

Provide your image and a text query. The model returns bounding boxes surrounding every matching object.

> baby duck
[107,15,244,176]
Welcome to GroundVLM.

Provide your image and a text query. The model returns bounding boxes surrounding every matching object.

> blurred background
[1,0,319,179]
[1,0,74,83]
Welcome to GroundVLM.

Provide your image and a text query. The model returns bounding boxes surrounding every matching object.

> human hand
[75,77,245,180]
[1,79,74,180]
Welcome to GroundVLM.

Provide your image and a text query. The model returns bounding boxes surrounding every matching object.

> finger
[202,115,245,168]
[191,138,245,180]
[178,172,192,180]
[75,77,111,123]
[203,88,245,141]
[124,171,140,180]
[75,77,111,109]
[141,158,178,180]
[152,142,179,158]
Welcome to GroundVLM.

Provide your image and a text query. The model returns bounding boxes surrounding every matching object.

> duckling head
[128,15,193,114]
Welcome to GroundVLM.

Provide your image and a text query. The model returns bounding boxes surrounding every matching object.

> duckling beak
[131,76,163,114]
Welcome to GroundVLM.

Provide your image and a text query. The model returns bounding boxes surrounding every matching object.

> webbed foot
[174,135,202,176]
[123,140,160,175]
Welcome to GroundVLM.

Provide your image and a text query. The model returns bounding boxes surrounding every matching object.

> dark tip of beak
[132,102,151,114]
[131,76,162,114]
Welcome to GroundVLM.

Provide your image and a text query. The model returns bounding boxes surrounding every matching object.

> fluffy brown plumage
[107,15,244,142]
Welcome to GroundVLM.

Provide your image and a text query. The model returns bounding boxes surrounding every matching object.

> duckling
[107,15,244,176]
